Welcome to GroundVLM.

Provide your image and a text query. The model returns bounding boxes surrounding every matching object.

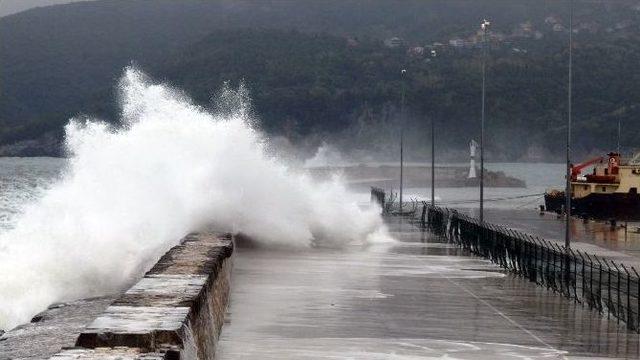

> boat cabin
[570,152,640,199]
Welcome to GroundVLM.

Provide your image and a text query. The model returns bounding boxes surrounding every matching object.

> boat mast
[565,0,573,249]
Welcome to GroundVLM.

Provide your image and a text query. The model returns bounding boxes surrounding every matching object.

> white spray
[0,68,388,330]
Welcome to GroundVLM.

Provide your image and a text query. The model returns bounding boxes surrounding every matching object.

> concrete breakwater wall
[48,232,233,359]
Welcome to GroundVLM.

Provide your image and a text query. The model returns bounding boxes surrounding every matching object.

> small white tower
[468,139,478,178]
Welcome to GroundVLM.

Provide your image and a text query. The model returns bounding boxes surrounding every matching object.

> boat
[544,152,640,220]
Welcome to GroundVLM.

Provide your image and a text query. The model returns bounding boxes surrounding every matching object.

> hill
[1,0,640,160]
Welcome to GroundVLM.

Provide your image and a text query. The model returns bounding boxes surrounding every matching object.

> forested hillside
[2,0,640,160]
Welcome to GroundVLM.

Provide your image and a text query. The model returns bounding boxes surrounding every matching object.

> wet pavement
[217,217,640,359]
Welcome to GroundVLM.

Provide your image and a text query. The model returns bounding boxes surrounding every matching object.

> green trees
[2,0,640,160]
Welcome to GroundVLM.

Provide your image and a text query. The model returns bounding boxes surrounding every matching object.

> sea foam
[0,68,387,330]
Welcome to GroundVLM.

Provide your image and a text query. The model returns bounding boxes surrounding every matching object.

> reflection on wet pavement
[218,217,639,359]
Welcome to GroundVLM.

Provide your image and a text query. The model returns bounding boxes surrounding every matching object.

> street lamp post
[565,0,573,250]
[480,19,490,223]
[399,69,407,210]
[431,50,437,208]
[431,115,435,208]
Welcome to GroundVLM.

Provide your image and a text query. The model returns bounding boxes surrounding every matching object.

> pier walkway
[217,216,639,359]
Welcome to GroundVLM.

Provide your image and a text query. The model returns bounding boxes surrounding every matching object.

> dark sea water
[0,157,65,230]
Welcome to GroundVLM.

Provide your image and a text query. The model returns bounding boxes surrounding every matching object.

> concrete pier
[0,232,233,360]
[74,233,233,359]
[0,297,115,359]
[217,217,639,359]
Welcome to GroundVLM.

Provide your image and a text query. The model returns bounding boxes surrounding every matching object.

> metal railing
[412,200,640,333]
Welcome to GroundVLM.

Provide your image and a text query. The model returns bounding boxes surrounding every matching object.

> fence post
[611,261,622,324]
[529,236,536,280]
[604,258,612,319]
[594,255,604,313]
[632,267,640,332]
[569,248,578,302]
[578,251,586,303]
[621,263,632,329]
[585,253,594,308]
[557,244,564,295]
[543,239,550,289]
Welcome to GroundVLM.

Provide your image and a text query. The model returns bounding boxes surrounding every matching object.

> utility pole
[565,0,573,250]
[480,19,490,223]
[399,69,407,210]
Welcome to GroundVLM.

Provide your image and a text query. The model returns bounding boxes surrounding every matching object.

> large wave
[0,68,388,330]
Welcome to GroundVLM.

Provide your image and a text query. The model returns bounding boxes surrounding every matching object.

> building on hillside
[448,38,464,48]
[407,46,425,56]
[513,21,534,38]
[384,37,405,48]
[545,15,560,25]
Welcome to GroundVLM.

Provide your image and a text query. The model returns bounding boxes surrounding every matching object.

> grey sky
[0,0,96,17]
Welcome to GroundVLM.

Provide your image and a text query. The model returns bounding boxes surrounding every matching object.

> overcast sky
[0,0,96,17]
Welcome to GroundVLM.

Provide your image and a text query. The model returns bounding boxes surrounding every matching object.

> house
[545,15,560,25]
[449,38,464,48]
[407,46,425,56]
[384,37,405,48]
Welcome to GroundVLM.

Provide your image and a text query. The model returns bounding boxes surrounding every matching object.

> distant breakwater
[308,165,526,189]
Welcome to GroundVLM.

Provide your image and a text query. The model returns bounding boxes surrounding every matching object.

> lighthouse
[468,139,478,178]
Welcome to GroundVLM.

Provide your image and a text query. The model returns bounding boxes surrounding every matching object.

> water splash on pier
[0,67,387,330]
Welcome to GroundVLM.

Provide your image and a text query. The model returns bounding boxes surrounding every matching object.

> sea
[0,159,564,233]
[0,157,66,231]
